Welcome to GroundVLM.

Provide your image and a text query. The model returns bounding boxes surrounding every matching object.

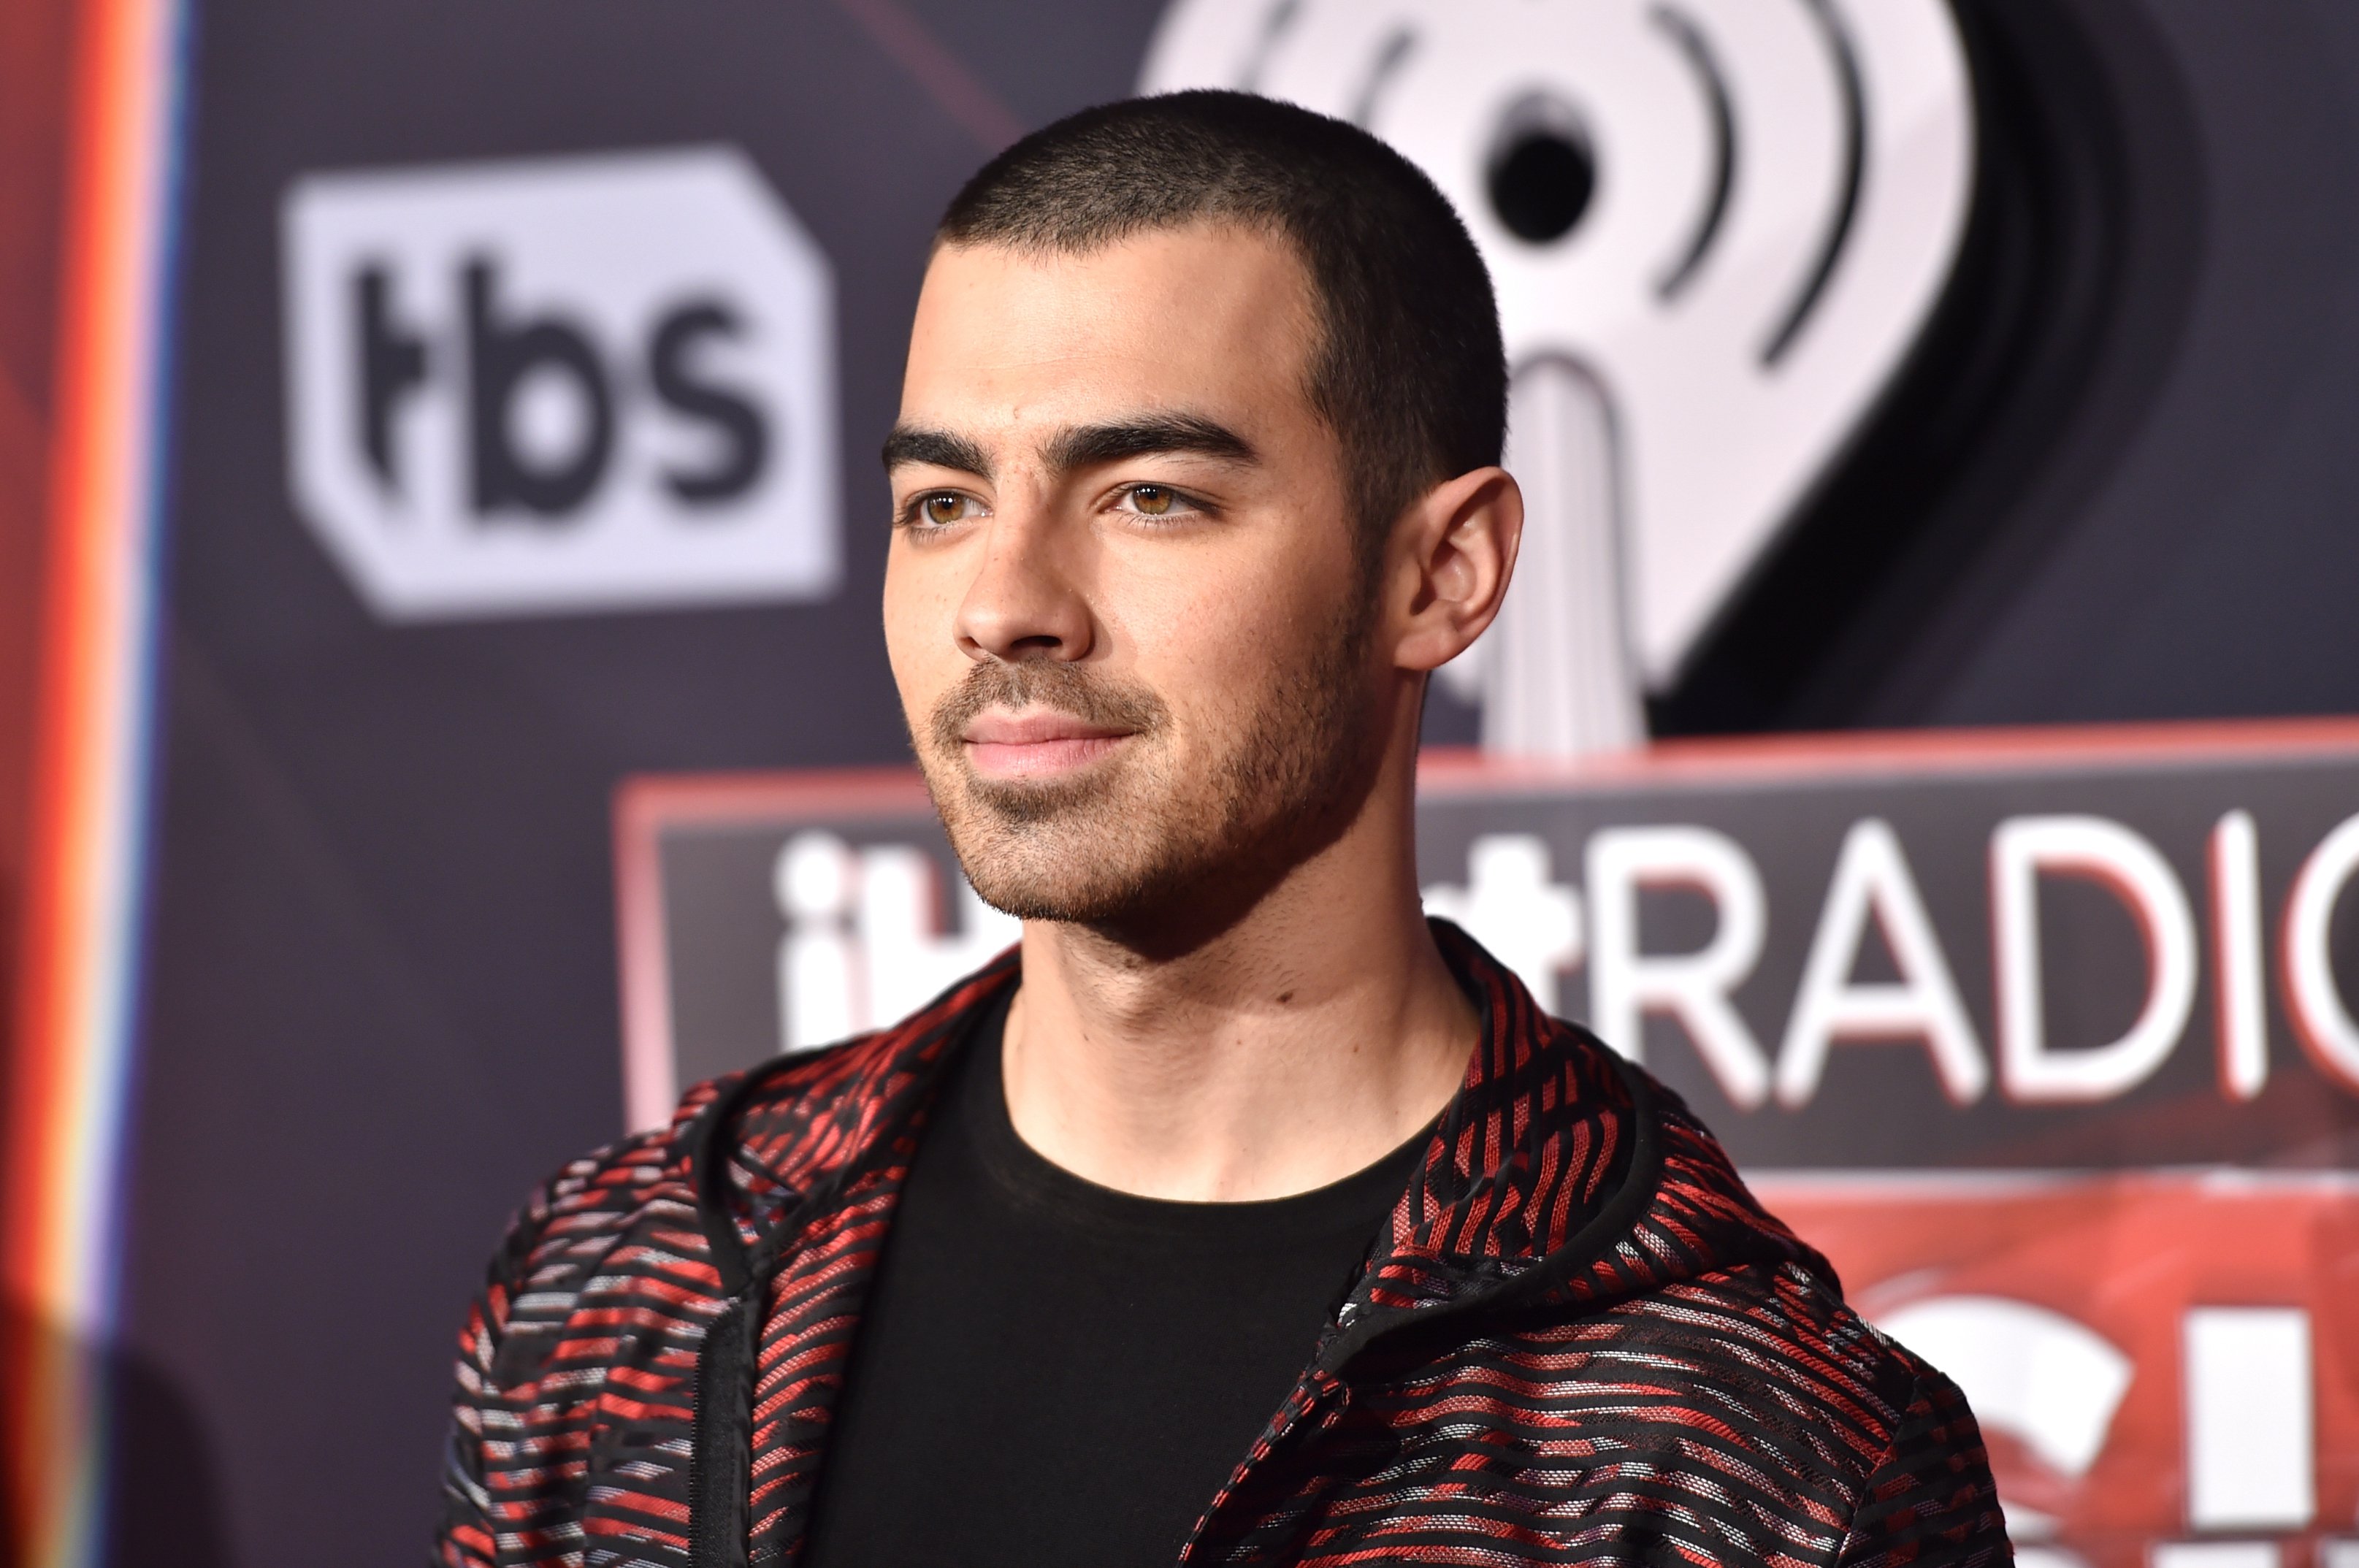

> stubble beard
[917,594,1381,929]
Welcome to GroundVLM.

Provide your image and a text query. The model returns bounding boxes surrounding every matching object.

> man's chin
[932,780,1182,924]
[959,839,1171,925]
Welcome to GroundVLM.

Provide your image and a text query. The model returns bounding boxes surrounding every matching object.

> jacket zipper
[1177,1371,1352,1566]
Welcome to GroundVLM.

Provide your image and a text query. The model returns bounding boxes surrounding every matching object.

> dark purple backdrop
[118,1,2359,1563]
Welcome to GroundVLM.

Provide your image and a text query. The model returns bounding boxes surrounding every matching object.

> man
[438,91,2008,1568]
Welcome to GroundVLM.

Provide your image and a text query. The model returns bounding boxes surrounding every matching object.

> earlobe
[1392,467,1522,674]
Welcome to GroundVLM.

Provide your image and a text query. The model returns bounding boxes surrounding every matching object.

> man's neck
[998,751,1477,1203]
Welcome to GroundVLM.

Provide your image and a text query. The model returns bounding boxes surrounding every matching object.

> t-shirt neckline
[952,986,1434,1250]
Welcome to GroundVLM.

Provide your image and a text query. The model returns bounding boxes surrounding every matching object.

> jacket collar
[684,919,1820,1342]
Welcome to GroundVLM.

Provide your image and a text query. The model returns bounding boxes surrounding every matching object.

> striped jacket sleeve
[1838,1364,2014,1568]
[432,1179,556,1568]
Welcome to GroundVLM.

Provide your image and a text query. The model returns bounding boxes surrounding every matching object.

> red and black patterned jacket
[437,925,2010,1568]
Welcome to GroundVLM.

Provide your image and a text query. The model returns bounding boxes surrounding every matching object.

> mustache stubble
[922,659,1171,830]
[927,659,1169,761]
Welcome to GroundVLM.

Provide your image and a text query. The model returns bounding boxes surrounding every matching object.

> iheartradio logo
[1142,0,1977,754]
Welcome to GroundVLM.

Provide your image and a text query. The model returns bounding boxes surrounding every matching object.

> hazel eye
[918,492,975,527]
[1117,484,1201,519]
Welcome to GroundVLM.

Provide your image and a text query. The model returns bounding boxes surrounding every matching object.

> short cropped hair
[937,90,1507,545]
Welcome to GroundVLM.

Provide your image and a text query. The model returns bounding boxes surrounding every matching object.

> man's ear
[1388,466,1523,674]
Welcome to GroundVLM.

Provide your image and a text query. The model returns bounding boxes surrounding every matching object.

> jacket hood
[1317,921,1830,1367]
[678,920,1829,1359]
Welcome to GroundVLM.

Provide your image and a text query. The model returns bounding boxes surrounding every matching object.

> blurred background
[9,0,2359,1565]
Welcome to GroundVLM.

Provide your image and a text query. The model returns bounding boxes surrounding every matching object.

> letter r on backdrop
[1586,825,1773,1108]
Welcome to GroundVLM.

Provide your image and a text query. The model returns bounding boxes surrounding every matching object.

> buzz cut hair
[936,89,1509,546]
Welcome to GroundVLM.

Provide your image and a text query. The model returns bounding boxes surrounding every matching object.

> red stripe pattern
[437,928,2008,1568]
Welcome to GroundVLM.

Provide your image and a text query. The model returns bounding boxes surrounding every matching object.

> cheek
[882,543,961,716]
[1111,540,1341,721]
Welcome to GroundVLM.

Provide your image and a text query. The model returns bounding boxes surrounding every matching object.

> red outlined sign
[613,766,933,1131]
[616,716,2359,1560]
[616,716,2359,1144]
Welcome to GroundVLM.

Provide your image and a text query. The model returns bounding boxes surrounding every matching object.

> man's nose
[953,502,1096,665]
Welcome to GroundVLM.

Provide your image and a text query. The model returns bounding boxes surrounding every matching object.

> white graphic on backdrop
[742,802,2359,1100]
[773,832,1020,1049]
[2182,1307,2315,1531]
[1421,834,1583,1013]
[282,146,839,620]
[1142,0,1976,754]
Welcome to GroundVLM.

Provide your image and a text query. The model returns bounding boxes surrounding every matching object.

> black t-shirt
[801,992,1426,1568]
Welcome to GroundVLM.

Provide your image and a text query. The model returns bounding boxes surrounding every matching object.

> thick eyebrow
[1041,414,1258,475]
[882,424,993,478]
[879,413,1259,484]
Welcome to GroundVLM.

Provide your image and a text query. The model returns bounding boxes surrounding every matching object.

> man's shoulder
[486,957,1015,1304]
[462,1031,904,1385]
[1418,1256,1962,1484]
[1627,1257,1940,1439]
[1622,1262,2005,1565]
[1335,1264,2000,1568]
[1610,1087,1987,1481]
[514,1030,907,1244]
[1568,1256,2002,1556]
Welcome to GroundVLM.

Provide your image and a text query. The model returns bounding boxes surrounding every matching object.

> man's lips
[960,709,1136,779]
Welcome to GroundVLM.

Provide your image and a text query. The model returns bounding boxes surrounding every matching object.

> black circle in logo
[1487,105,1595,245]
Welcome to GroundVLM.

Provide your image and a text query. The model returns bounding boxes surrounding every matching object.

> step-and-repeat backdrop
[85,0,2359,1564]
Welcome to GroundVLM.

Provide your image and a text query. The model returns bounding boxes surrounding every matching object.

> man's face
[884,223,1384,926]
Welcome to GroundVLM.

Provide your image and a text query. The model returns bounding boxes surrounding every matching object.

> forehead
[900,224,1321,441]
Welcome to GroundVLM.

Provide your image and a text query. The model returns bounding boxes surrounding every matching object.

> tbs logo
[281,146,839,620]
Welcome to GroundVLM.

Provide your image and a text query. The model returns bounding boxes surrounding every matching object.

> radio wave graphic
[1142,0,1976,756]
